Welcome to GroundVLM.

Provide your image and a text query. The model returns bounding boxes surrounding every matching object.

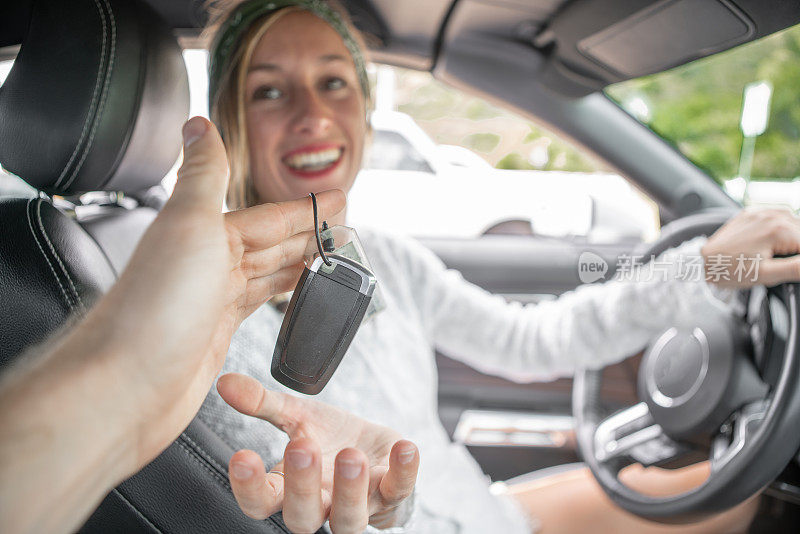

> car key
[271,194,377,394]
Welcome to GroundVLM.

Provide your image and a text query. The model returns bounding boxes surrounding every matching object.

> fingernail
[337,458,362,479]
[231,462,254,480]
[398,449,416,464]
[182,117,207,147]
[286,449,312,470]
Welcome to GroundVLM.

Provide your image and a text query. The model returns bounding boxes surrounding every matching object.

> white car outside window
[350,110,658,242]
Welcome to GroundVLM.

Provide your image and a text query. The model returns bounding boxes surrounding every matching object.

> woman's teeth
[285,148,343,171]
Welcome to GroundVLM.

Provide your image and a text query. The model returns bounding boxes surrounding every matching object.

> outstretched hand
[217,373,419,533]
[95,117,346,467]
[0,117,346,534]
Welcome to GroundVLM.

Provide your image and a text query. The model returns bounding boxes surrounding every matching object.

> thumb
[168,116,230,211]
[757,256,800,286]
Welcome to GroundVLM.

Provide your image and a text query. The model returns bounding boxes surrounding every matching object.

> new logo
[578,251,608,284]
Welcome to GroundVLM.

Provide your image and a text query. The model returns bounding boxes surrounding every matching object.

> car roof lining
[3,0,799,85]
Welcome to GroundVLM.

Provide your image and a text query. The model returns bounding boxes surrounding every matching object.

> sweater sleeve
[392,235,739,382]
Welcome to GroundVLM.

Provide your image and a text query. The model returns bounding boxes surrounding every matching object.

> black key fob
[271,254,376,394]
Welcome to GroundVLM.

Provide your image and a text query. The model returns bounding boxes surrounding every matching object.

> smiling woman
[242,23,365,207]
[208,1,369,212]
[4,0,800,531]
[192,1,798,534]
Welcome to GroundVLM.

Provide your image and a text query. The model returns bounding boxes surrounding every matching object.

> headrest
[0,0,189,195]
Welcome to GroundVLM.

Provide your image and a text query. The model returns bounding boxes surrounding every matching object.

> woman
[200,1,790,531]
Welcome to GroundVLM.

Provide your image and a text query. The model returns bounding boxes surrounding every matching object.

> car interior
[2,0,800,531]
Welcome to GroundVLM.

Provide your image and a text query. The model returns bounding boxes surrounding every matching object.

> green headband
[208,0,370,113]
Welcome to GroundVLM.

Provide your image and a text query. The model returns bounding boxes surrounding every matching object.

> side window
[162,49,211,194]
[349,66,659,243]
[366,130,433,173]
[606,23,800,211]
[0,58,36,198]
[0,59,12,83]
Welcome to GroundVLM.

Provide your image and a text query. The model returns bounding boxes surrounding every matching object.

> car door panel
[419,235,643,480]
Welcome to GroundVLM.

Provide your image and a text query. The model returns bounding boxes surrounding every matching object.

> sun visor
[577,0,753,78]
[534,0,800,95]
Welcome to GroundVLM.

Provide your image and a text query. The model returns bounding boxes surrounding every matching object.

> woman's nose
[291,89,333,136]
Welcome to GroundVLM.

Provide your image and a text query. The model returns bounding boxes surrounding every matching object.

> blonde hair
[206,1,371,210]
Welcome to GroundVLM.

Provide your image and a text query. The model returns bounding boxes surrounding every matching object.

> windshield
[606,23,800,206]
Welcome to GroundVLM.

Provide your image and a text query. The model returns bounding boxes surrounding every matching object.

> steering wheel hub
[638,312,740,437]
[649,327,708,405]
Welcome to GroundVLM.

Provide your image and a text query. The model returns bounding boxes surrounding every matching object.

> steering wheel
[573,210,800,522]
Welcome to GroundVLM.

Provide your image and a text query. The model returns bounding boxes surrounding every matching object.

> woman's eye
[324,77,347,91]
[253,86,283,101]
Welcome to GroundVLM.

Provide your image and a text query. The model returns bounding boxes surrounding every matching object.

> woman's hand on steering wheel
[702,208,800,288]
[575,207,800,522]
[217,373,419,533]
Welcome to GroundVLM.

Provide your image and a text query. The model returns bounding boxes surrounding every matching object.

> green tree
[607,24,800,183]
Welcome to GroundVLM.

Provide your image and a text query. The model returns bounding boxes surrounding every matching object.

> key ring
[309,192,332,266]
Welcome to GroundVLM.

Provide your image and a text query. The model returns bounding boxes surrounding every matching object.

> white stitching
[176,440,231,490]
[35,199,85,310]
[25,198,73,310]
[111,489,163,533]
[53,0,106,189]
[62,0,116,190]
[178,436,292,532]
[181,433,228,475]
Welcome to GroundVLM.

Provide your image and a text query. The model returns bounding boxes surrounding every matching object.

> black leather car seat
[0,0,293,531]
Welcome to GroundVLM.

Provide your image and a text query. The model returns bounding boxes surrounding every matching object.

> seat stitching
[176,439,231,490]
[53,0,106,189]
[25,198,73,310]
[35,199,84,310]
[62,0,117,190]
[177,436,293,532]
[110,488,163,533]
[180,433,228,475]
